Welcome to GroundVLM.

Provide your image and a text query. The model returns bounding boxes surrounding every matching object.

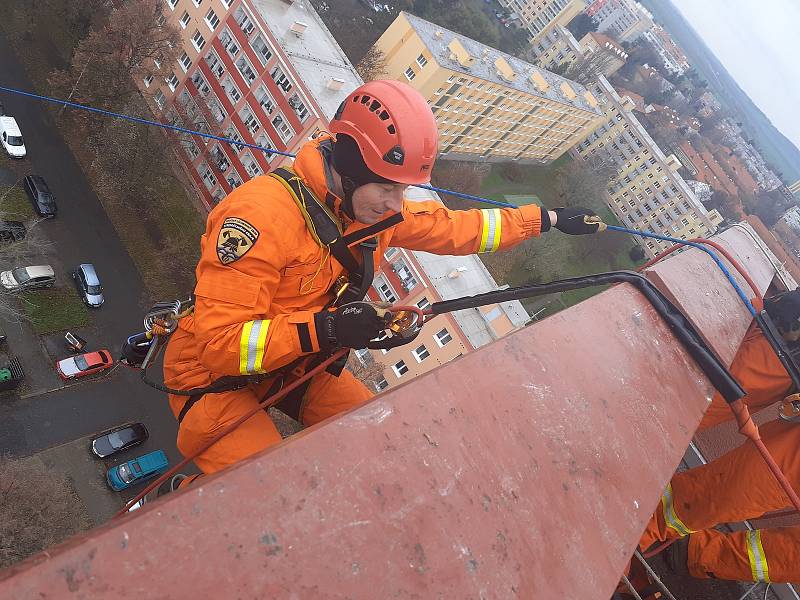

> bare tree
[431,161,487,211]
[355,46,388,82]
[562,51,619,85]
[48,0,181,110]
[0,455,91,569]
[346,352,385,390]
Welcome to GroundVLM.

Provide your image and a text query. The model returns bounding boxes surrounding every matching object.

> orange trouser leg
[173,387,283,475]
[688,526,800,583]
[300,368,374,426]
[639,419,800,550]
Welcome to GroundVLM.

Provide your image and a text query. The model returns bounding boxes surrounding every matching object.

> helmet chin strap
[341,175,358,221]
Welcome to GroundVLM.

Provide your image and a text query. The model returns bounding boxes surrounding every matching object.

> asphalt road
[0,31,181,469]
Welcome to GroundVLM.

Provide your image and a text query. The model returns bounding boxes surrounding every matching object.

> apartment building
[499,0,588,46]
[533,28,627,78]
[374,12,604,164]
[641,25,690,76]
[532,26,583,71]
[588,0,653,43]
[146,0,360,208]
[363,186,531,392]
[573,76,722,258]
[579,31,628,76]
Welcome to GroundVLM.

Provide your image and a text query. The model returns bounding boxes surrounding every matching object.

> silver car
[73,263,104,307]
[0,265,55,291]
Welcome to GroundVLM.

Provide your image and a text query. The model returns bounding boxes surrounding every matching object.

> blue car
[106,450,169,491]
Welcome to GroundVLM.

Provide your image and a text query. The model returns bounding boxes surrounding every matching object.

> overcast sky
[669,0,800,150]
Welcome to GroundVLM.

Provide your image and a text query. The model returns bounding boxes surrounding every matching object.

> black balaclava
[332,134,396,220]
[765,290,800,335]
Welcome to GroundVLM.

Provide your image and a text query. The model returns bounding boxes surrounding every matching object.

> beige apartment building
[533,28,627,79]
[533,26,583,71]
[499,0,588,46]
[374,12,604,164]
[574,76,722,257]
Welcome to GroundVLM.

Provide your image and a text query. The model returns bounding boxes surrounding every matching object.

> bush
[629,245,646,262]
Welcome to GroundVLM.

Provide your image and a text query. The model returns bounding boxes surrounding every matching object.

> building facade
[589,0,653,43]
[374,12,605,164]
[532,26,583,71]
[573,76,722,258]
[145,0,360,208]
[499,0,588,46]
[578,31,628,77]
[363,187,531,392]
[641,25,690,76]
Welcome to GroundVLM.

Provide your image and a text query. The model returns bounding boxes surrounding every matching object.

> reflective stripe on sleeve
[239,319,271,375]
[746,529,771,583]
[479,209,502,253]
[661,483,695,537]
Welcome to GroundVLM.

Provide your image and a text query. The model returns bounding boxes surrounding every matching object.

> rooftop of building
[581,31,628,57]
[400,12,603,117]
[250,0,361,119]
[614,87,645,112]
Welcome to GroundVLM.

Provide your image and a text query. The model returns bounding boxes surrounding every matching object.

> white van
[0,116,26,158]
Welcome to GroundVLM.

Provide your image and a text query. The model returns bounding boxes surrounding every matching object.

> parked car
[23,175,57,217]
[55,349,113,380]
[0,265,55,292]
[106,450,169,491]
[72,263,104,307]
[0,116,25,158]
[0,221,25,243]
[91,422,149,458]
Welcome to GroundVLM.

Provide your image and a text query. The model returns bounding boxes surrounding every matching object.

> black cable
[431,271,745,403]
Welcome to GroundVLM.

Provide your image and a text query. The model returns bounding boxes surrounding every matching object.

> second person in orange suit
[640,290,800,584]
[162,80,603,488]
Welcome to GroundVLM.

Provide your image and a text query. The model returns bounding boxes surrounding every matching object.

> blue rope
[0,85,295,158]
[0,84,758,315]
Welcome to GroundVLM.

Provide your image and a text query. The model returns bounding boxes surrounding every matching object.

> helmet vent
[379,110,389,121]
[387,124,396,135]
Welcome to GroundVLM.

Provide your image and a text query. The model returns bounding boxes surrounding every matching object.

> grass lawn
[0,185,36,221]
[21,287,89,335]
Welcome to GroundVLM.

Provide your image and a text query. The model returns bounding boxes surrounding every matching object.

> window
[375,378,389,392]
[198,162,217,190]
[226,124,245,150]
[192,70,211,95]
[221,0,233,7]
[254,85,276,115]
[166,72,179,92]
[211,145,230,172]
[167,0,179,9]
[235,55,257,86]
[143,74,154,88]
[153,90,166,109]
[205,50,225,79]
[412,344,430,363]
[192,0,201,6]
[239,106,261,135]
[392,360,409,378]
[254,134,275,162]
[272,113,294,143]
[374,276,397,303]
[384,247,399,260]
[219,29,240,58]
[251,35,273,65]
[234,6,255,35]
[205,8,219,30]
[181,137,200,160]
[206,96,226,123]
[416,54,428,68]
[241,151,263,178]
[221,76,241,104]
[288,93,309,122]
[179,52,192,73]
[191,30,206,51]
[434,328,452,347]
[179,10,190,28]
[403,66,415,81]
[394,259,417,290]
[226,170,243,188]
[270,65,293,93]
[416,297,430,310]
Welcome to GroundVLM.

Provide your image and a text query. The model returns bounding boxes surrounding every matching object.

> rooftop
[582,31,628,57]
[250,0,361,119]
[401,12,603,117]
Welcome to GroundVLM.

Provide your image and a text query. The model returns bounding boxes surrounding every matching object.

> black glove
[315,302,391,351]
[553,206,603,235]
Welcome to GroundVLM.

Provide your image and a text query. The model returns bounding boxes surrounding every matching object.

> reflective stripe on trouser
[239,319,270,375]
[661,482,695,537]
[478,209,501,253]
[685,528,800,583]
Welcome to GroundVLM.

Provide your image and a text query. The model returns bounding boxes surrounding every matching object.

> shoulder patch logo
[217,217,260,265]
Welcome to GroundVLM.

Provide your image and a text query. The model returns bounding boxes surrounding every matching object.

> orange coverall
[163,136,544,475]
[640,322,800,583]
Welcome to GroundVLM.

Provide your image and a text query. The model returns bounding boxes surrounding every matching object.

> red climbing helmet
[330,80,439,185]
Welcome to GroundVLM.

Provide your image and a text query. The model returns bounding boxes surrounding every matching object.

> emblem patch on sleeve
[217,217,260,264]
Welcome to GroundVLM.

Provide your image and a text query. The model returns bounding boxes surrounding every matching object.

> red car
[55,349,113,380]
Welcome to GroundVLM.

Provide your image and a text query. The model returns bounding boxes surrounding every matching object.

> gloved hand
[553,206,604,235]
[315,302,392,350]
